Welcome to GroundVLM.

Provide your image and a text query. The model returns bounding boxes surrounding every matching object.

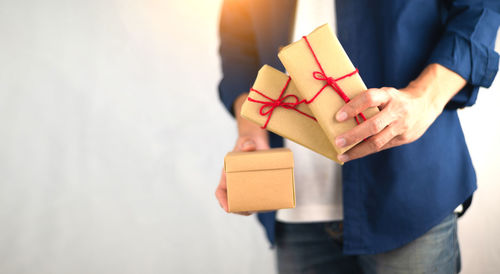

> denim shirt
[218,0,499,254]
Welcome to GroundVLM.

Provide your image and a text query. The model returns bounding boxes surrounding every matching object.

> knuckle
[399,104,409,116]
[398,134,410,143]
[344,104,355,115]
[382,88,397,100]
[369,139,382,152]
[369,119,384,134]
[368,122,378,134]
[388,126,398,138]
[386,87,399,95]
[371,138,385,151]
[364,90,375,105]
[399,121,410,132]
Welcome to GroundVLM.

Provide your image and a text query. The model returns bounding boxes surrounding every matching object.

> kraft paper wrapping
[241,65,342,164]
[278,24,379,154]
[224,148,295,213]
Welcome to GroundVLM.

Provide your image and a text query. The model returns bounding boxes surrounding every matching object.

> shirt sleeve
[427,0,500,108]
[218,0,260,116]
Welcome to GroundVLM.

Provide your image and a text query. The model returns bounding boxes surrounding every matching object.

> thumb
[240,139,257,152]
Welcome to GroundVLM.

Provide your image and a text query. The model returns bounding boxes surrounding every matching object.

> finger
[238,139,257,152]
[215,185,228,212]
[215,188,229,212]
[235,211,254,216]
[336,89,391,122]
[215,169,229,212]
[338,123,398,162]
[335,107,395,149]
[379,137,402,151]
[379,132,415,151]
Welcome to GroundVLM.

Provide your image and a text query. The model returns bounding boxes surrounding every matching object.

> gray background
[0,0,498,273]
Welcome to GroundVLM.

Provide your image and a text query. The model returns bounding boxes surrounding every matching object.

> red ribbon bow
[303,36,367,125]
[247,77,316,129]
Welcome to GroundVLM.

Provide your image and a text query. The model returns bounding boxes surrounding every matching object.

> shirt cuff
[218,74,254,117]
[427,31,499,88]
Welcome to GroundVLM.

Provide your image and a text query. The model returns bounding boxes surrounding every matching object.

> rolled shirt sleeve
[427,0,500,108]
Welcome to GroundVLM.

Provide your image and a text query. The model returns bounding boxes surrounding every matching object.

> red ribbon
[247,76,316,129]
[302,35,367,125]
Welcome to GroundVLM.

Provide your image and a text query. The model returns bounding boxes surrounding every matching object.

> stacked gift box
[224,24,378,213]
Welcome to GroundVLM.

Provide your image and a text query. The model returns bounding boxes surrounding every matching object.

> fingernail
[336,137,346,148]
[336,111,347,122]
[338,154,349,162]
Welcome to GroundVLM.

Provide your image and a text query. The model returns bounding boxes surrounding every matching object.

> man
[215,0,499,273]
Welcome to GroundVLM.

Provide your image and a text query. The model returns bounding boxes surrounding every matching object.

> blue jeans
[276,213,460,274]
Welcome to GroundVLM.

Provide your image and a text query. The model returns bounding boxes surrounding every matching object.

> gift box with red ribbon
[241,65,341,163]
[278,24,379,154]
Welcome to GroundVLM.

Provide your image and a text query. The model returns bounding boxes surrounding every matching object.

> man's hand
[215,93,270,215]
[215,135,270,215]
[335,64,467,162]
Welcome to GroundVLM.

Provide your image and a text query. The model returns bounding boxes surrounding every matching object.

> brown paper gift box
[241,65,342,164]
[224,148,295,213]
[278,24,379,154]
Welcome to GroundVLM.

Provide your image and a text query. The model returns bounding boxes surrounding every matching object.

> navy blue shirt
[218,0,499,254]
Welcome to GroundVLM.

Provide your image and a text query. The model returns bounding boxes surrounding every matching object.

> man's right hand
[215,93,270,216]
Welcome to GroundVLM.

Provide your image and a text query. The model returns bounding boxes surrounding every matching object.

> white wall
[457,28,500,274]
[0,0,274,273]
[0,1,497,273]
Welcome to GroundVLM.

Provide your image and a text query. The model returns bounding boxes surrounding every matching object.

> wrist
[404,80,443,116]
[404,63,466,114]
